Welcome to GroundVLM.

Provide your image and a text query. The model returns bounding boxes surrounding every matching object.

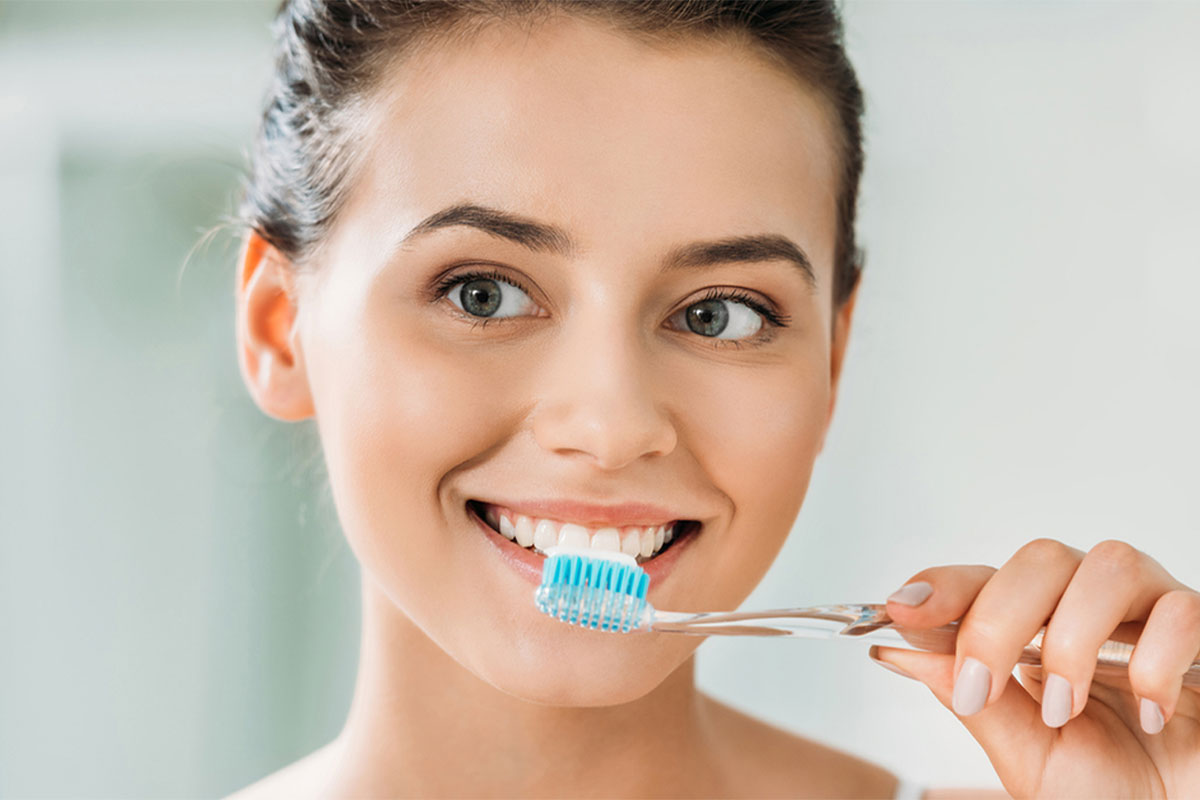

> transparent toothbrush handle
[647,609,1200,688]
[861,621,1200,688]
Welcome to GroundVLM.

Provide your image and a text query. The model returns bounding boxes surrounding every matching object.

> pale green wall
[0,3,359,796]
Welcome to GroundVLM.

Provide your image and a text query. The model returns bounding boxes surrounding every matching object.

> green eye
[443,273,539,319]
[680,296,765,340]
[687,299,727,335]
[458,279,503,317]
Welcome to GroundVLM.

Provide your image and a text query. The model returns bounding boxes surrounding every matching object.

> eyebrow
[399,202,817,290]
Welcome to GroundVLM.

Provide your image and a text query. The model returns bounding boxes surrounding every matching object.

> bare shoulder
[222,740,341,800]
[699,693,900,799]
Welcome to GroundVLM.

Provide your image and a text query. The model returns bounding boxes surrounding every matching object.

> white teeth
[591,527,621,552]
[498,514,516,540]
[514,515,535,547]
[558,523,590,549]
[533,518,558,551]
[479,502,686,561]
[639,528,655,558]
[620,528,642,557]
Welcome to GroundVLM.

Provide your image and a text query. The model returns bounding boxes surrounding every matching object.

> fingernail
[887,581,933,607]
[868,646,917,681]
[952,657,991,716]
[1140,697,1164,734]
[1041,673,1073,728]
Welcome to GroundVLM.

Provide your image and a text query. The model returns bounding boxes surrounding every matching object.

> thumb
[871,645,1052,793]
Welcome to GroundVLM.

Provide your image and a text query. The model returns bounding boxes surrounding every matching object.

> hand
[872,538,1200,798]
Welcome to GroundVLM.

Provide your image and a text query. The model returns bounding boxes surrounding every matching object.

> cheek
[674,354,829,606]
[305,313,518,577]
[688,353,828,499]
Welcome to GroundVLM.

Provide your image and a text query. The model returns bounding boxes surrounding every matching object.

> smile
[466,500,700,564]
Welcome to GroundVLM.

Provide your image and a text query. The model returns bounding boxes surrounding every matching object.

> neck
[329,575,723,797]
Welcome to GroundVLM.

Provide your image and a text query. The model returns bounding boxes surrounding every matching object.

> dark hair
[237,0,865,308]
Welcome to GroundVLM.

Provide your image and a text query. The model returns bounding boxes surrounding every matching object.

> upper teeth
[483,505,676,560]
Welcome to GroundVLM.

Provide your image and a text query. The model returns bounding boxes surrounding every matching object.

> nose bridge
[531,300,677,470]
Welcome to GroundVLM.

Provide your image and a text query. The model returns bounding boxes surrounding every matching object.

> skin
[230,12,1198,800]
[877,544,1200,798]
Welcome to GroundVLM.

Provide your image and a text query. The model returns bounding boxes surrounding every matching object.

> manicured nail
[1140,697,1164,734]
[1041,673,1073,728]
[887,581,933,607]
[952,657,991,716]
[868,646,917,680]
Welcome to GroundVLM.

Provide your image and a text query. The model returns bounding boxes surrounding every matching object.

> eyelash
[431,268,527,332]
[431,268,791,346]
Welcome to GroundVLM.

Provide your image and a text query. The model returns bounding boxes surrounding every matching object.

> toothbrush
[533,547,1200,687]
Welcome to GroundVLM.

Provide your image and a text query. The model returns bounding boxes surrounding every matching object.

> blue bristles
[534,548,650,632]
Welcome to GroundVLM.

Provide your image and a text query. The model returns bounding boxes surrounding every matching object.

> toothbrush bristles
[534,550,649,632]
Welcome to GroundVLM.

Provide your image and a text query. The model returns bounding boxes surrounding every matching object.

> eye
[441,272,540,319]
[682,297,762,339]
[670,289,787,342]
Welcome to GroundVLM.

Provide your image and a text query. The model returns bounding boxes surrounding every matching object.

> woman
[229,1,1200,796]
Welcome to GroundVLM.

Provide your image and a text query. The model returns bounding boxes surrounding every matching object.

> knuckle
[1086,539,1142,575]
[1017,537,1076,568]
[1155,589,1200,629]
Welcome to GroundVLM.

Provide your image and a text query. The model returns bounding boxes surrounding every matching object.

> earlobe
[236,230,315,422]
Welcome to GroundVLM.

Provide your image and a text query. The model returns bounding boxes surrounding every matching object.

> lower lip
[467,504,699,591]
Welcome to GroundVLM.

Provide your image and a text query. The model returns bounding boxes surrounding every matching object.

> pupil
[461,279,501,317]
[686,300,728,336]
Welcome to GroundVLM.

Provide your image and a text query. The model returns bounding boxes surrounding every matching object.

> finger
[1127,589,1200,733]
[1016,664,1046,702]
[872,645,1051,795]
[885,564,997,628]
[1039,540,1183,727]
[951,539,1085,715]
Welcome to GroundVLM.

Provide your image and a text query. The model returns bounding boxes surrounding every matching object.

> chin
[466,625,701,708]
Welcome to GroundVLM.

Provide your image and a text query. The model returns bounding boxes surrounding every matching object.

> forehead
[336,13,840,287]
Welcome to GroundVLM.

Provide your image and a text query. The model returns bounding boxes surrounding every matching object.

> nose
[530,315,678,471]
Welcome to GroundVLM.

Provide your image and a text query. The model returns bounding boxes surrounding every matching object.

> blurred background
[1,0,1197,796]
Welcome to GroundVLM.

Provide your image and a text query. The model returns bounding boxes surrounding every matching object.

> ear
[819,277,860,452]
[235,231,315,421]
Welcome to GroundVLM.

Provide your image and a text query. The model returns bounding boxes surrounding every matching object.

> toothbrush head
[534,547,650,632]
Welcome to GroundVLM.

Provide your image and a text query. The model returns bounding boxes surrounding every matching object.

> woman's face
[282,15,852,705]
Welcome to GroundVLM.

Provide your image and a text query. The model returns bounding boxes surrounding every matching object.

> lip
[466,501,701,590]
[476,497,690,528]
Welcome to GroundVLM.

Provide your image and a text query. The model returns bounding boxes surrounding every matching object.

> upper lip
[471,497,695,528]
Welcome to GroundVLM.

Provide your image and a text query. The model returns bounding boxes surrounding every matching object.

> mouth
[465,499,701,566]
